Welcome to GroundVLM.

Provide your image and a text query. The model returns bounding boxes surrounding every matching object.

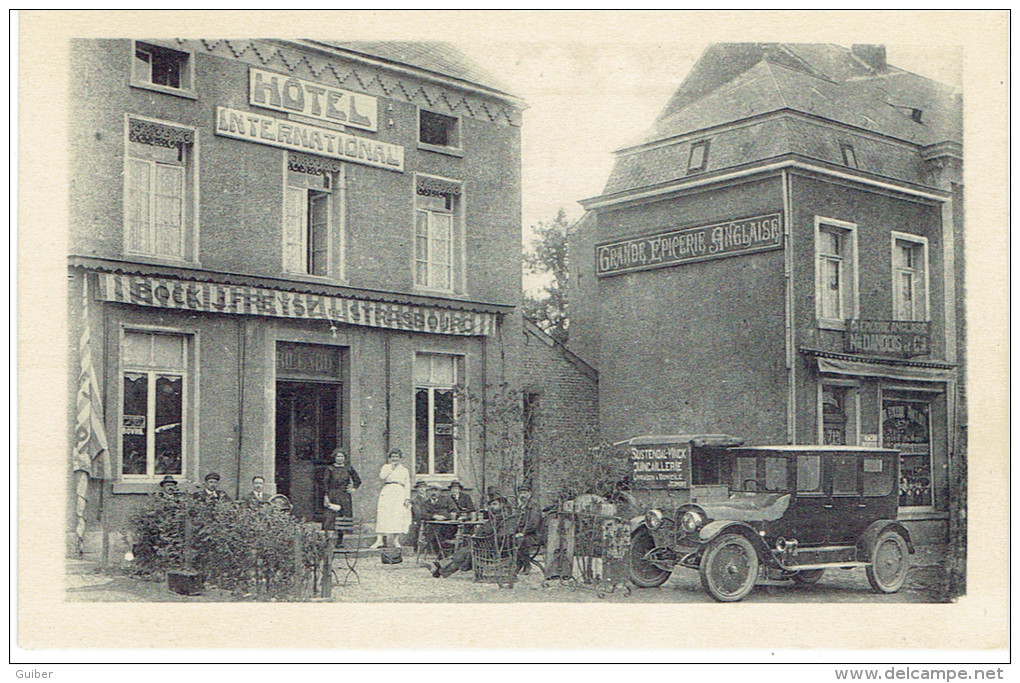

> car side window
[796,455,821,493]
[862,456,893,496]
[732,457,757,490]
[832,455,859,496]
[765,457,788,491]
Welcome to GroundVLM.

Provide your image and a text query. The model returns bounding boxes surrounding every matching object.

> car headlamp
[680,510,704,534]
[644,509,664,530]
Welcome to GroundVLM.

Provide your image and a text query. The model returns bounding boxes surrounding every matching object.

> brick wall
[520,320,599,504]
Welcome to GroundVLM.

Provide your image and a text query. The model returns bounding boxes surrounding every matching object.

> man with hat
[447,481,475,519]
[156,474,181,498]
[194,472,231,502]
[514,483,543,573]
[407,481,430,551]
[421,484,458,556]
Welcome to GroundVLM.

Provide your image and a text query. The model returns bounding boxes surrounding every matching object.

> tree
[523,208,571,344]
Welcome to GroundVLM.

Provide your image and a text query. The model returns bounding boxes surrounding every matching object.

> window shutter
[283,186,307,273]
[126,159,152,253]
[308,193,330,276]
[154,163,184,258]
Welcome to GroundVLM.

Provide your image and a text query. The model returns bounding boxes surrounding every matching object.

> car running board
[783,561,870,570]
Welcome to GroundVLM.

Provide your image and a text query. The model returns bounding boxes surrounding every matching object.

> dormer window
[840,143,858,168]
[687,140,710,174]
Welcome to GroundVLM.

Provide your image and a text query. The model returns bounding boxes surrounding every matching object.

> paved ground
[66,545,951,603]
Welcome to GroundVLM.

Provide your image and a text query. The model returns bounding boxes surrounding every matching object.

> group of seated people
[409,481,544,579]
[157,472,294,513]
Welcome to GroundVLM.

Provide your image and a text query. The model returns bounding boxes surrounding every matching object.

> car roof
[732,445,899,454]
[615,434,745,447]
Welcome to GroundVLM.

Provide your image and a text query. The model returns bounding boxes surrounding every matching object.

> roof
[634,43,960,150]
[594,43,961,200]
[309,41,517,99]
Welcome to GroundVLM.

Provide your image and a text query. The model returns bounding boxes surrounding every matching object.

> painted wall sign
[629,443,691,489]
[215,107,403,172]
[276,342,340,377]
[99,273,495,336]
[596,213,783,277]
[249,68,378,132]
[844,320,931,357]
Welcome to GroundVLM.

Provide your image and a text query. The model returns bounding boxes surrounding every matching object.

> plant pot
[167,569,204,596]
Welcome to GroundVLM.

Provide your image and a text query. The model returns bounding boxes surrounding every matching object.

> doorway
[275,381,342,523]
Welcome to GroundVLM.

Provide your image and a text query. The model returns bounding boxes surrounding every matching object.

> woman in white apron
[369,448,411,549]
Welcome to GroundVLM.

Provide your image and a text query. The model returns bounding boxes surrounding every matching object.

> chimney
[852,44,887,72]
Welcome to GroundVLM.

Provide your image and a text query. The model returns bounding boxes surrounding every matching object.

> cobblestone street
[66,544,950,604]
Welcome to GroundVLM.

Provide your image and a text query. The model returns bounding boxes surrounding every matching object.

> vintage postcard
[15,10,1008,657]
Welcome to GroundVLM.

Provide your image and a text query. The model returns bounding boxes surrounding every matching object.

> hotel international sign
[215,107,404,172]
[596,213,783,277]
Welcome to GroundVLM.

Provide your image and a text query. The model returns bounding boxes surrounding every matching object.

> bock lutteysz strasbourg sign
[98,274,495,336]
[595,213,782,277]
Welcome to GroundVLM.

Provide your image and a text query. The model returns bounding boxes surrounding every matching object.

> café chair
[331,517,363,587]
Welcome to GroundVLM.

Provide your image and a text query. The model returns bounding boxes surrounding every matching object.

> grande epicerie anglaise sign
[249,68,379,132]
[630,443,691,489]
[596,213,782,277]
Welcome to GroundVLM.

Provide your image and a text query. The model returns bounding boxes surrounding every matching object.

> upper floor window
[121,331,189,480]
[687,140,710,174]
[131,42,195,97]
[284,154,345,278]
[124,118,195,261]
[814,217,858,328]
[415,175,462,292]
[419,110,460,151]
[891,232,929,321]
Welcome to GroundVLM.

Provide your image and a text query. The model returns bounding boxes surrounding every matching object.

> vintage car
[620,435,914,602]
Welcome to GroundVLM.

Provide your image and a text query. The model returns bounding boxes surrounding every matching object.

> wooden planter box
[167,569,204,596]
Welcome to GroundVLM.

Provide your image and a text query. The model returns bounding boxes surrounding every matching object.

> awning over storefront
[800,348,956,383]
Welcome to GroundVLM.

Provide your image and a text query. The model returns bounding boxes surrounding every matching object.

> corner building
[68,39,524,550]
[572,44,963,542]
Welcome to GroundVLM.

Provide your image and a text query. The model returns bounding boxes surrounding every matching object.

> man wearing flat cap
[194,472,231,501]
[447,481,475,519]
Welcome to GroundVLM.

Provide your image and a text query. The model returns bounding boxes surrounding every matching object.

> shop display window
[120,331,188,479]
[414,353,461,476]
[883,398,933,507]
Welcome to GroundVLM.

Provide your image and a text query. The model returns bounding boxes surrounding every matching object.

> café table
[417,518,486,565]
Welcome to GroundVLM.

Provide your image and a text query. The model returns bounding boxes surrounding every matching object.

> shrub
[129,494,327,600]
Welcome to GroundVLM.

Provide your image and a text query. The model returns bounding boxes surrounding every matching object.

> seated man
[421,485,458,556]
[447,481,475,519]
[407,481,430,551]
[431,496,521,578]
[514,484,544,573]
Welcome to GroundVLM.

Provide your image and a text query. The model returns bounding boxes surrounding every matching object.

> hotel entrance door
[275,381,342,523]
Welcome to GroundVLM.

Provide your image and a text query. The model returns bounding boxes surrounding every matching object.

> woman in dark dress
[322,447,361,546]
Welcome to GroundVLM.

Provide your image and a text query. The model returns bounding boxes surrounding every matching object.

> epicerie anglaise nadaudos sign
[216,106,404,172]
[596,213,783,277]
[249,67,379,132]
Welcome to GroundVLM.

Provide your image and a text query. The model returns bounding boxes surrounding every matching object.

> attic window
[687,140,710,174]
[910,108,924,124]
[419,110,460,150]
[840,143,858,168]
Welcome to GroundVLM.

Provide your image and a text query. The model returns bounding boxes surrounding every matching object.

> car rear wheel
[699,533,759,602]
[791,569,825,584]
[628,530,670,588]
[866,529,909,593]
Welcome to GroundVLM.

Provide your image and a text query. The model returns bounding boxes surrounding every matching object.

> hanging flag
[72,275,110,557]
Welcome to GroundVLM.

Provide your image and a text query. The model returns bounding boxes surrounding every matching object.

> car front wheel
[628,530,671,588]
[865,529,909,593]
[699,533,759,602]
